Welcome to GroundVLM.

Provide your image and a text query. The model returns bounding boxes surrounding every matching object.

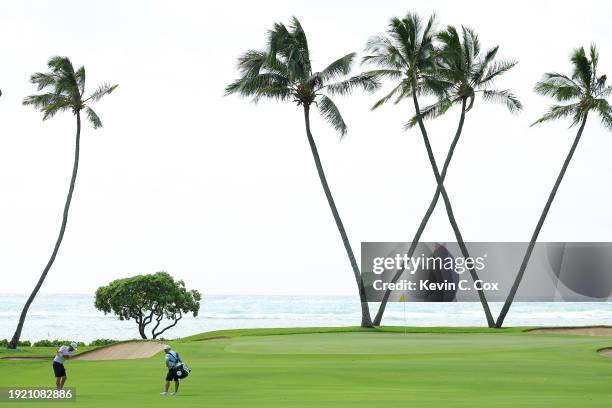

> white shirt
[53,345,73,364]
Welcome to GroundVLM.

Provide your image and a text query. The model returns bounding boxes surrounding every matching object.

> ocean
[1,294,612,342]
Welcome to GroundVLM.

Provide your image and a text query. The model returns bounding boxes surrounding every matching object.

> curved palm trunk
[8,112,82,349]
[372,97,465,325]
[303,105,373,327]
[495,115,588,328]
[374,95,495,327]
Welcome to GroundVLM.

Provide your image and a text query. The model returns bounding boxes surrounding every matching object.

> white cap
[163,344,171,350]
[70,341,78,350]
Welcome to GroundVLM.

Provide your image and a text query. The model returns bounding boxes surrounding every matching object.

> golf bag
[169,352,190,379]
[174,363,190,379]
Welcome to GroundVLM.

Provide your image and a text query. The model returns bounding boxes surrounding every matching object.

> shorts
[166,368,179,381]
[53,362,66,378]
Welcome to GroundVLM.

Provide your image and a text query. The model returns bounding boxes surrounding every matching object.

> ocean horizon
[2,294,612,342]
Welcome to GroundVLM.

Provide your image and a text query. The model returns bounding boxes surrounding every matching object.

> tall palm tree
[225,17,378,327]
[496,45,612,327]
[8,57,117,349]
[363,19,521,326]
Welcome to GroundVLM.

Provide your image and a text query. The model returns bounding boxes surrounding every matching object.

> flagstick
[403,300,406,335]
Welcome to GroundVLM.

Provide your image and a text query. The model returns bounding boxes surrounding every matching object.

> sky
[1,0,612,296]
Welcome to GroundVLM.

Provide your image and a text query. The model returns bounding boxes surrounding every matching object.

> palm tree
[363,19,521,327]
[496,45,612,327]
[225,17,378,327]
[8,57,117,349]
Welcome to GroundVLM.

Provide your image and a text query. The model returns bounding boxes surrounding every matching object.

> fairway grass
[2,327,612,407]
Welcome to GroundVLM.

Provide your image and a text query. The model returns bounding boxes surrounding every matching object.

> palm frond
[358,69,403,82]
[363,34,408,71]
[471,46,499,83]
[47,56,75,75]
[75,66,86,96]
[268,17,311,81]
[23,93,67,110]
[235,50,268,77]
[85,106,102,129]
[325,74,380,96]
[571,47,592,88]
[225,73,290,97]
[479,60,517,86]
[406,97,454,128]
[481,89,522,113]
[371,82,405,110]
[594,98,612,130]
[420,75,452,98]
[253,86,293,103]
[531,103,581,127]
[86,82,118,103]
[30,72,57,91]
[461,26,480,68]
[41,100,73,121]
[318,53,355,82]
[534,77,582,101]
[317,95,347,136]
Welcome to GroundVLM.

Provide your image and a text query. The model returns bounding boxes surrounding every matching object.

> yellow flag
[399,294,406,302]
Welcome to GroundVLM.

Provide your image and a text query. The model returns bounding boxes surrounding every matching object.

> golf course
[2,327,612,407]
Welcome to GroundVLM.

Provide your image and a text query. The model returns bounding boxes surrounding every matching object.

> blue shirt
[165,351,180,368]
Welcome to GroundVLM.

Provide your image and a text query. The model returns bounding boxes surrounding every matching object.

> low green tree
[95,272,201,339]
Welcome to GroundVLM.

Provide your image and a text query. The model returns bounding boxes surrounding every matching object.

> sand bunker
[73,341,165,361]
[597,348,612,357]
[527,327,612,336]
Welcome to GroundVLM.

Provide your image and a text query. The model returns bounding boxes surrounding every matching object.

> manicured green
[2,327,612,407]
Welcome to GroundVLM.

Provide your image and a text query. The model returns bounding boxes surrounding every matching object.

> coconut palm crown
[361,13,447,109]
[410,25,521,126]
[23,56,117,127]
[225,17,378,136]
[532,45,612,128]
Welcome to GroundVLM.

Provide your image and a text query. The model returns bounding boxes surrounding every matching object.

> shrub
[88,339,118,347]
[1,339,30,347]
[32,340,85,348]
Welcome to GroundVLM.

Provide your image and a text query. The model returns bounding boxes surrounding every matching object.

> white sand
[73,341,165,361]
[527,327,612,336]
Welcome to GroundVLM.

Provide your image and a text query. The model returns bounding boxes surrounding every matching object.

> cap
[70,341,78,350]
[163,344,171,350]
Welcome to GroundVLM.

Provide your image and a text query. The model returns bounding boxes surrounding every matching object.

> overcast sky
[1,0,612,296]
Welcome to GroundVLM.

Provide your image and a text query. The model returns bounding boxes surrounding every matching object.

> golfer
[161,345,181,396]
[52,341,78,390]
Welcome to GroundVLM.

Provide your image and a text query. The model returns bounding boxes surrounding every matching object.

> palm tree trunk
[495,114,588,328]
[374,94,495,327]
[372,96,465,325]
[303,105,373,327]
[417,96,494,328]
[8,112,82,349]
